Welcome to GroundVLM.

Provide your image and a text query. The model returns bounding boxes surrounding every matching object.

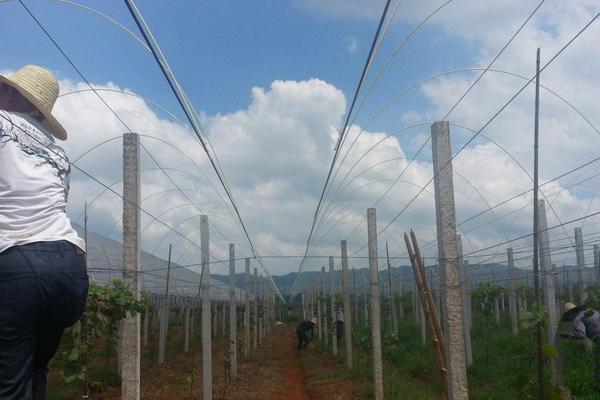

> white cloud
[23,0,599,282]
[345,36,359,55]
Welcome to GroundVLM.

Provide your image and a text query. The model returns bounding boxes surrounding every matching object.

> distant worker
[296,317,318,350]
[0,65,88,400]
[560,302,600,388]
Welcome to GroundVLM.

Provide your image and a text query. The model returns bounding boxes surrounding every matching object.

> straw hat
[0,65,66,140]
[561,302,585,322]
[563,302,576,314]
[310,317,318,325]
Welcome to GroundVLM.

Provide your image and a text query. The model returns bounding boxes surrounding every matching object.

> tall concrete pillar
[329,256,338,356]
[244,258,250,358]
[398,281,404,321]
[341,240,353,370]
[465,261,472,331]
[419,297,427,346]
[363,279,369,327]
[595,245,600,288]
[258,277,264,344]
[200,215,212,400]
[367,208,384,400]
[142,307,149,348]
[301,293,306,320]
[386,243,398,335]
[229,244,237,377]
[158,245,172,365]
[121,132,141,400]
[539,201,563,385]
[575,227,586,302]
[322,266,329,346]
[507,248,518,334]
[184,306,191,353]
[457,235,472,366]
[253,268,258,350]
[431,121,469,400]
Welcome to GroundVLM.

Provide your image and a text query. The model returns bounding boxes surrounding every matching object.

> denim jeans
[296,329,311,350]
[0,241,89,400]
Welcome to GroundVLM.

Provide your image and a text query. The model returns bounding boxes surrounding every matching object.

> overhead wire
[122,0,284,302]
[312,0,549,255]
[295,0,393,292]
[291,1,554,295]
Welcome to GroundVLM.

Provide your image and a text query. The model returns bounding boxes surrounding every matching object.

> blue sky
[1,0,472,125]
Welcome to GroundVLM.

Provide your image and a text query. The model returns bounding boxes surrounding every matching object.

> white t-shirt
[0,110,85,253]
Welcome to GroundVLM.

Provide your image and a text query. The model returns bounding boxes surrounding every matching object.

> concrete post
[121,132,141,400]
[457,235,472,366]
[158,245,172,365]
[258,278,263,345]
[317,280,323,340]
[253,267,258,350]
[399,281,404,321]
[508,248,519,335]
[244,258,250,358]
[143,307,149,348]
[302,293,307,320]
[413,283,419,324]
[367,208,384,400]
[431,121,469,399]
[363,280,369,327]
[595,245,600,287]
[322,266,329,346]
[229,244,237,377]
[341,240,353,370]
[575,227,587,302]
[329,256,338,356]
[386,243,398,335]
[539,200,563,384]
[184,306,191,353]
[419,297,427,346]
[200,215,212,400]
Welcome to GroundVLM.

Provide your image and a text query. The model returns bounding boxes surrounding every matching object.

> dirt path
[226,325,310,400]
[226,324,367,400]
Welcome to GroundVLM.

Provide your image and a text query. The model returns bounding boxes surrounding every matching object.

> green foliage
[56,280,147,387]
[520,303,549,332]
[470,282,504,314]
[585,286,600,310]
[334,293,344,308]
[517,284,533,298]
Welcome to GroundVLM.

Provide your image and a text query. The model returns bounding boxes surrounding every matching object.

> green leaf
[67,347,80,361]
[543,343,559,359]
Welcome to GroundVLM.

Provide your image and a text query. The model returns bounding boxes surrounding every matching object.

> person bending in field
[560,302,600,388]
[296,317,317,350]
[0,65,88,400]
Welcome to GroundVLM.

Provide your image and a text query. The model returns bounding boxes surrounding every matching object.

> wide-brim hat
[310,317,318,324]
[561,303,585,322]
[0,65,67,140]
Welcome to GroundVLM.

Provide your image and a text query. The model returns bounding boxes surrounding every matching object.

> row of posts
[122,116,599,400]
[297,121,600,399]
[120,132,280,400]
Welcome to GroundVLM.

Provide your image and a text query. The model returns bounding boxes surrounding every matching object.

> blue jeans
[0,241,89,400]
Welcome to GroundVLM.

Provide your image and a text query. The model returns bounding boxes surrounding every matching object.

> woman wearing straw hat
[0,65,88,400]
[296,317,318,350]
[560,302,600,388]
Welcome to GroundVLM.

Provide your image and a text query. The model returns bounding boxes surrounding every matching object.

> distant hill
[215,261,587,296]
[75,224,239,300]
[79,224,587,298]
